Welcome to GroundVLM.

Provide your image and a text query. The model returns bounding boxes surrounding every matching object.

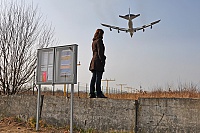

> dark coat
[89,38,106,72]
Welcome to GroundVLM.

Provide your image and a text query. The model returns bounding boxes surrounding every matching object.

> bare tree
[0,1,55,95]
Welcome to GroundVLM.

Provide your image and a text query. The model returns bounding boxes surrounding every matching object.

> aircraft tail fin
[119,8,140,20]
[119,14,140,20]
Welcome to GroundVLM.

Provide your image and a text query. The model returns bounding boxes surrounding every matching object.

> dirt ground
[0,117,69,133]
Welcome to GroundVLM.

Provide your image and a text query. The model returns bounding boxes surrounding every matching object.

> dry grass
[14,83,200,100]
[106,91,200,100]
[34,90,200,100]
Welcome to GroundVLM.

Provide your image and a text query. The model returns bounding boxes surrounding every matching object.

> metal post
[64,84,66,96]
[64,75,66,97]
[78,82,80,98]
[70,84,74,133]
[52,84,55,96]
[36,84,41,131]
[117,84,126,93]
[67,84,69,98]
[102,79,115,95]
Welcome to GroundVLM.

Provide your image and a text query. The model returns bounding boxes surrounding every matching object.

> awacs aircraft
[101,8,161,37]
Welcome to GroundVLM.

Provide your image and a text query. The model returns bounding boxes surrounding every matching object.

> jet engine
[118,29,120,33]
[142,26,146,32]
[110,27,112,31]
[151,25,152,29]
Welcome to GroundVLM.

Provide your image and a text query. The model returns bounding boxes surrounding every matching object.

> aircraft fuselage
[128,19,134,37]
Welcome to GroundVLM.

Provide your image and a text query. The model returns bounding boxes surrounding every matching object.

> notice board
[36,44,78,84]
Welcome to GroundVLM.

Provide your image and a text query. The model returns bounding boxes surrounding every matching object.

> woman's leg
[90,71,97,97]
[96,71,103,95]
[96,71,107,98]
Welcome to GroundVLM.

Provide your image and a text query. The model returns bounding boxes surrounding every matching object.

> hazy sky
[23,0,200,91]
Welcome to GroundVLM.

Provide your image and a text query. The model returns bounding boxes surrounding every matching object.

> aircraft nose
[131,34,133,37]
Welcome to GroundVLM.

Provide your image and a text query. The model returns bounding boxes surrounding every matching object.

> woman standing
[89,29,107,98]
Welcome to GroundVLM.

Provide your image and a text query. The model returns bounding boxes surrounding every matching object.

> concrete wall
[0,95,135,132]
[41,96,135,132]
[1,96,200,132]
[0,95,37,120]
[137,98,200,133]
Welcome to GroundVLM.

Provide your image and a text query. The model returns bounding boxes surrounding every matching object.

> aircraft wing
[101,23,128,32]
[135,20,161,32]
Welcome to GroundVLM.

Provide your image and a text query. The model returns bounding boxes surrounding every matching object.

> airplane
[101,8,161,37]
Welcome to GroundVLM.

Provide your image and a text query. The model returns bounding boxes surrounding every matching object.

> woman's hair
[93,29,104,41]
